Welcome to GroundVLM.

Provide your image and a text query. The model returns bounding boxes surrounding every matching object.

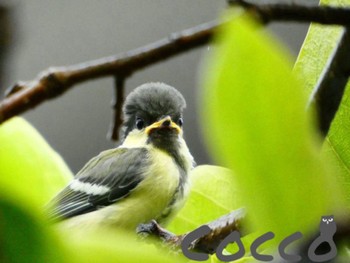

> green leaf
[293,0,346,95]
[200,11,345,245]
[0,194,65,263]
[0,118,73,261]
[0,117,72,209]
[64,229,185,263]
[0,188,185,263]
[294,0,350,205]
[168,165,240,233]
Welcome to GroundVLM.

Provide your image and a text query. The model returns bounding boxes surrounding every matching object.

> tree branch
[108,75,126,141]
[137,208,247,255]
[0,4,13,94]
[2,2,350,139]
[0,20,217,128]
[229,0,350,25]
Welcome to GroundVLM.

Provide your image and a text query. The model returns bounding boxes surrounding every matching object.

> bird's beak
[145,116,181,135]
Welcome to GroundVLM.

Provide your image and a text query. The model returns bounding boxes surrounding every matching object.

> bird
[46,82,195,232]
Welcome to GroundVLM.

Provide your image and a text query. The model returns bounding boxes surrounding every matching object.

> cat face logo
[322,216,334,224]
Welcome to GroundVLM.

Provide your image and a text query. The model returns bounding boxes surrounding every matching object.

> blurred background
[1,0,318,173]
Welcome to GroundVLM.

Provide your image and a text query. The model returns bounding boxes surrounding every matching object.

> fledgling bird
[46,82,194,231]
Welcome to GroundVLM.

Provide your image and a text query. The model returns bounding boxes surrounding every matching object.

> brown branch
[0,4,13,95]
[137,208,247,255]
[0,20,218,126]
[108,75,126,141]
[229,0,350,25]
[1,2,350,137]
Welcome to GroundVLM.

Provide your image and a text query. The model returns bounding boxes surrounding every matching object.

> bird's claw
[136,219,158,235]
[137,219,176,241]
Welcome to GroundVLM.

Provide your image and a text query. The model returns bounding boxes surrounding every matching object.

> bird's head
[121,82,186,151]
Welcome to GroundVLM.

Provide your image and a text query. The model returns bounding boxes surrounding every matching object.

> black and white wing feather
[46,147,150,222]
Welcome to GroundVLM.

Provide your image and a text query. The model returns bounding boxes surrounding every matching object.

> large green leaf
[0,117,72,261]
[294,0,350,204]
[64,228,184,263]
[0,117,72,209]
[0,192,183,263]
[0,194,65,263]
[201,11,345,246]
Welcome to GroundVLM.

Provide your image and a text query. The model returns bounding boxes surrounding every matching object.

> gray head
[121,82,186,140]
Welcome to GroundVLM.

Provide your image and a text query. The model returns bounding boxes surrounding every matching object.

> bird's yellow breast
[60,146,182,231]
[109,147,181,226]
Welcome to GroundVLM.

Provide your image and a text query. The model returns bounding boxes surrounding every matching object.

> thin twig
[109,75,126,141]
[0,4,13,94]
[308,27,350,136]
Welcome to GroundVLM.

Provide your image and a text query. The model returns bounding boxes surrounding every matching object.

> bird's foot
[137,220,185,251]
[137,220,173,240]
[138,219,184,242]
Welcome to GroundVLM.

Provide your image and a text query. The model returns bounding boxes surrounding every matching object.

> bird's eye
[322,218,327,222]
[329,218,333,222]
[136,118,145,130]
[177,118,183,127]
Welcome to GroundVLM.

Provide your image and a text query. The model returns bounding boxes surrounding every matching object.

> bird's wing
[46,147,150,221]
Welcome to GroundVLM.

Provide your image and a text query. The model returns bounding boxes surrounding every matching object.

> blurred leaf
[0,117,72,209]
[168,165,240,233]
[0,192,180,263]
[0,195,65,263]
[210,253,253,263]
[201,12,345,246]
[294,0,350,205]
[63,227,184,263]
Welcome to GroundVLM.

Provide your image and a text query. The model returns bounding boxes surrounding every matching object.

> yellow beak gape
[145,116,181,135]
